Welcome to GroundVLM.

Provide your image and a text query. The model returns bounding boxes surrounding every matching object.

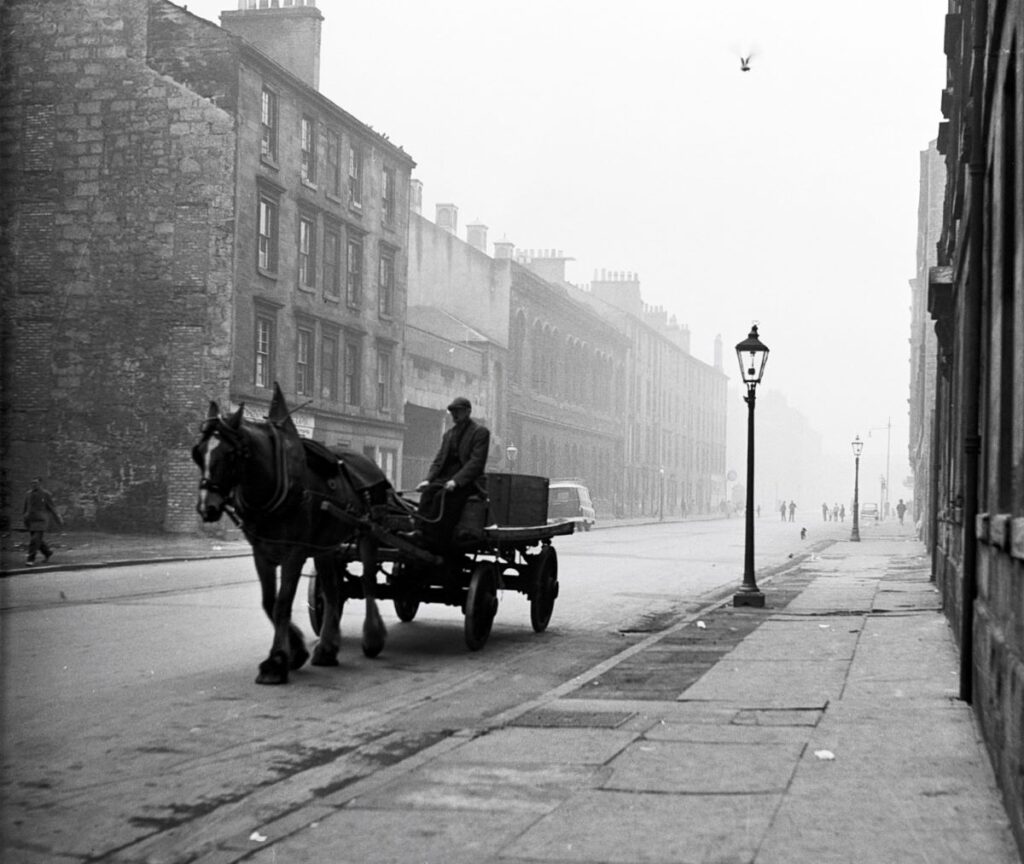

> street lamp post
[659,467,664,521]
[506,442,518,474]
[733,324,769,608]
[851,435,863,542]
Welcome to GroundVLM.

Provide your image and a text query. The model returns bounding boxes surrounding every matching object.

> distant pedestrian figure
[832,503,840,522]
[822,502,829,522]
[840,505,846,522]
[788,501,796,522]
[23,477,63,565]
[896,499,907,526]
[780,502,787,521]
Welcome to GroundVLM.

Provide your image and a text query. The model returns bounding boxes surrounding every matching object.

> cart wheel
[307,570,324,635]
[394,597,420,622]
[307,568,345,635]
[530,545,559,633]
[464,561,499,651]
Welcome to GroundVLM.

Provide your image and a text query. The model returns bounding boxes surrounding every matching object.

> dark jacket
[24,487,61,531]
[426,418,490,490]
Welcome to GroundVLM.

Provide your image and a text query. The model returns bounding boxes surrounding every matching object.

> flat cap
[447,396,471,411]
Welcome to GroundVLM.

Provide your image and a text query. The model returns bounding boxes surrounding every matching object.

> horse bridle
[195,417,294,520]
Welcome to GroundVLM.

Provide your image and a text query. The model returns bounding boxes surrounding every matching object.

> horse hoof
[311,644,339,667]
[256,652,289,685]
[289,643,310,671]
[362,638,384,659]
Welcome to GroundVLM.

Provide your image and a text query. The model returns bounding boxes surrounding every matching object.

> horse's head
[192,401,246,522]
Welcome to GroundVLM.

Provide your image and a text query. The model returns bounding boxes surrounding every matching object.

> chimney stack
[409,178,423,215]
[493,239,515,259]
[435,203,458,234]
[466,221,488,252]
[221,1,323,90]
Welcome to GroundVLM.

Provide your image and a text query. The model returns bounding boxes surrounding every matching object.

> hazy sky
[184,0,947,476]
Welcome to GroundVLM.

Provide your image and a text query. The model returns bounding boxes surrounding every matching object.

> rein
[235,421,293,516]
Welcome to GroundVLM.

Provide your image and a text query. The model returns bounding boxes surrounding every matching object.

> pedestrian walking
[840,504,846,522]
[896,498,907,525]
[780,502,787,521]
[788,500,796,522]
[822,502,829,522]
[23,477,63,565]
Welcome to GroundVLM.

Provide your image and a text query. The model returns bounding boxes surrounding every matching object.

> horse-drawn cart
[307,472,573,651]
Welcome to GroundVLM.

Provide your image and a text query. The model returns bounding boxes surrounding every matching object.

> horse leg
[256,551,309,684]
[359,533,386,658]
[312,551,342,666]
[254,554,290,685]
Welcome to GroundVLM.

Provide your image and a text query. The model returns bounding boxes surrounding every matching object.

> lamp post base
[733,590,765,608]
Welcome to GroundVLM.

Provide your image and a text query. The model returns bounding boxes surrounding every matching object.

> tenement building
[508,252,629,516]
[927,0,1023,848]
[577,270,728,518]
[0,0,414,531]
[908,140,945,546]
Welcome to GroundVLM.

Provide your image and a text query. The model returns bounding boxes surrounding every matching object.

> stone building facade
[928,0,1023,848]
[580,272,728,517]
[0,0,414,531]
[149,1,415,506]
[1,0,237,530]
[507,253,628,515]
[908,141,945,545]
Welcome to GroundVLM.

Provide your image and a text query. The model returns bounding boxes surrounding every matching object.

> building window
[348,143,363,207]
[376,347,392,411]
[382,165,395,224]
[260,86,278,162]
[346,236,363,307]
[326,130,341,197]
[257,194,279,272]
[323,227,341,298]
[298,216,316,289]
[344,338,361,406]
[300,116,317,184]
[378,247,395,318]
[296,325,314,396]
[321,330,339,400]
[255,311,276,388]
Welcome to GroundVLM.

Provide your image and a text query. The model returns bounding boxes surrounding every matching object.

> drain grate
[510,709,636,729]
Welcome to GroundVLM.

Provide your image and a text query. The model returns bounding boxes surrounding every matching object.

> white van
[547,480,596,531]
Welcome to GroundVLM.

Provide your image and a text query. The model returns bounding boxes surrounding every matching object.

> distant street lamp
[851,435,863,542]
[733,324,769,608]
[659,467,665,521]
[506,442,518,473]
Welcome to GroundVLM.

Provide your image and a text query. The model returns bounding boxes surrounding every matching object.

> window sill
[322,293,340,304]
[257,267,279,280]
[326,191,343,205]
[297,284,316,294]
[349,202,364,217]
[260,155,279,171]
[301,178,318,191]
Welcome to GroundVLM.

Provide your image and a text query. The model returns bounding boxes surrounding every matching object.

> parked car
[860,502,879,520]
[547,480,596,531]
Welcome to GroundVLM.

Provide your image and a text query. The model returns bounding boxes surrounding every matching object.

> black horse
[192,384,388,684]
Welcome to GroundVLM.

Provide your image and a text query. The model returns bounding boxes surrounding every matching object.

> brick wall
[0,0,236,531]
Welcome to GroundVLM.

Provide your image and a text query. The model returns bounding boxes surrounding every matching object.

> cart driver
[414,396,490,550]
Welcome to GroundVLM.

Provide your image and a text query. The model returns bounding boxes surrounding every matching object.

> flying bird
[740,55,753,72]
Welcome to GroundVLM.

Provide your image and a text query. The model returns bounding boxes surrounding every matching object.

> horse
[192,384,388,684]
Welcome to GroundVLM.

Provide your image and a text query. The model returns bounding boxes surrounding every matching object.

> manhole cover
[510,709,635,729]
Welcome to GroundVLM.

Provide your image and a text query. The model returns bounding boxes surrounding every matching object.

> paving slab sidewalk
[227,524,1022,864]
